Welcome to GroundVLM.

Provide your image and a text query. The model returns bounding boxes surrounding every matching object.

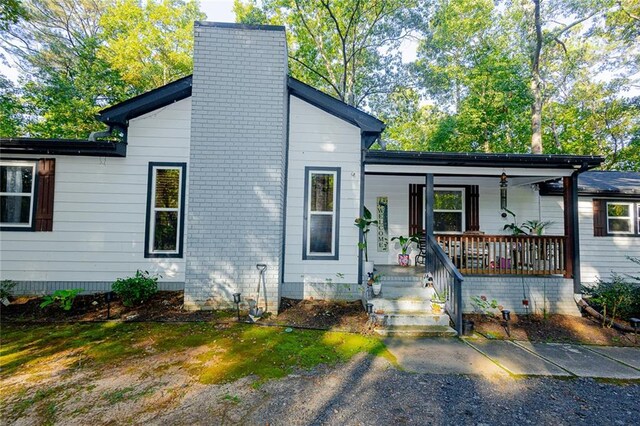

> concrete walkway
[384,337,640,379]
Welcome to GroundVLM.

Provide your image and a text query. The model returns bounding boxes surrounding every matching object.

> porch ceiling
[364,150,603,178]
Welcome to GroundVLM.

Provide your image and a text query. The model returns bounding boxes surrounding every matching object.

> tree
[235,0,423,109]
[99,0,204,93]
[0,76,24,137]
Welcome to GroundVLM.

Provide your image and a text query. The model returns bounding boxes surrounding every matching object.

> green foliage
[39,288,84,311]
[583,256,640,325]
[390,235,419,254]
[470,295,502,316]
[112,270,159,306]
[0,280,17,301]
[354,206,378,262]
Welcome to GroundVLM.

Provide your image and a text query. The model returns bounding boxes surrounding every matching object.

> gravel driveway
[152,354,640,425]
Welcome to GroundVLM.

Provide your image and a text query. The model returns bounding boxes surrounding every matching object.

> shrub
[112,270,159,306]
[583,273,640,327]
[1,280,17,303]
[470,295,503,317]
[39,288,84,311]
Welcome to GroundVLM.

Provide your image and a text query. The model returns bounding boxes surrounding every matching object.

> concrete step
[381,286,433,299]
[379,312,451,327]
[374,325,458,337]
[369,297,434,313]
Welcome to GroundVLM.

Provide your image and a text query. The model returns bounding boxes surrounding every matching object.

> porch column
[563,172,581,292]
[424,174,434,274]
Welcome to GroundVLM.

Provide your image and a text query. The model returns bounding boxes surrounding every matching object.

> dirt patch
[264,298,369,333]
[0,291,229,322]
[465,313,639,346]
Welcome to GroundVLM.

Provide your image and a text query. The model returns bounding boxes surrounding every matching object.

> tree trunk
[531,0,543,154]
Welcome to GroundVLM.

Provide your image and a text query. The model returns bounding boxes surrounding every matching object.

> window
[303,167,340,260]
[606,202,636,235]
[145,163,186,258]
[0,161,36,229]
[595,199,640,236]
[422,188,465,233]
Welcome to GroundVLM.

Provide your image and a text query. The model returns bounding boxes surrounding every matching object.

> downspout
[571,162,589,294]
[89,125,115,141]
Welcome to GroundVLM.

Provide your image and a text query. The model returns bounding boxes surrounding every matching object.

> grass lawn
[1,322,394,425]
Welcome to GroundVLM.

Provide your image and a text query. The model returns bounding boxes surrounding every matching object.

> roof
[0,138,127,157]
[540,171,640,196]
[97,75,385,144]
[364,150,604,170]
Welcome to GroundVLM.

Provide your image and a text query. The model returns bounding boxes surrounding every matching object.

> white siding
[283,96,361,287]
[0,98,191,286]
[364,174,563,265]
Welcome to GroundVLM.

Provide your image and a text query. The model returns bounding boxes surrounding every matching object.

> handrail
[425,235,464,335]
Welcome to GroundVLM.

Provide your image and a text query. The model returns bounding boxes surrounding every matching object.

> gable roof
[97,75,385,144]
[540,170,640,197]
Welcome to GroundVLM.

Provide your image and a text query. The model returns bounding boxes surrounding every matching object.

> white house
[2,22,637,334]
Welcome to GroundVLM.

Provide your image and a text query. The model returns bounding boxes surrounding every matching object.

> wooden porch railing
[425,235,464,335]
[435,234,566,276]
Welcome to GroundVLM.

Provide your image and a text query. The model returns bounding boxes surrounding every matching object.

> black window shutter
[593,199,606,236]
[409,184,424,236]
[465,185,480,232]
[35,158,55,232]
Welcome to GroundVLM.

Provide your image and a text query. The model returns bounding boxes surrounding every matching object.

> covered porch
[361,150,603,334]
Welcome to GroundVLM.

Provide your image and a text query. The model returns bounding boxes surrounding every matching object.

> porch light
[631,318,640,343]
[366,302,374,315]
[500,172,508,210]
[233,292,242,321]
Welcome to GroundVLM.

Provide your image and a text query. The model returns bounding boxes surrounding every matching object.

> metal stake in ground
[501,309,511,338]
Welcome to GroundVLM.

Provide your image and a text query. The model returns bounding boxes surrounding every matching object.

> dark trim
[288,77,385,142]
[302,167,341,261]
[98,76,193,126]
[365,150,603,170]
[569,173,581,292]
[425,175,434,240]
[195,21,285,32]
[358,144,365,284]
[144,162,187,259]
[0,138,127,157]
[541,187,640,198]
[0,159,38,232]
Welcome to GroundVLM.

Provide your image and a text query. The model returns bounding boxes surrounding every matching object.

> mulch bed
[465,312,639,346]
[0,291,221,322]
[1,292,369,331]
[264,297,369,333]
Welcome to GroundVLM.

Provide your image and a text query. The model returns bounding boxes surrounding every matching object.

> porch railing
[425,235,464,335]
[435,234,566,276]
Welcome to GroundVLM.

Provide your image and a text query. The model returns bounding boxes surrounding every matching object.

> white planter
[372,282,382,296]
[364,261,375,277]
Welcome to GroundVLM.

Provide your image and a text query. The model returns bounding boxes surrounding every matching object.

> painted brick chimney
[185,22,288,312]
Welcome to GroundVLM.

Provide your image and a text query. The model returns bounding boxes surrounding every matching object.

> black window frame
[144,162,187,258]
[0,159,38,232]
[302,166,341,260]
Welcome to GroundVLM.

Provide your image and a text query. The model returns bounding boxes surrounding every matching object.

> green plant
[522,220,554,236]
[583,274,640,327]
[391,235,419,254]
[1,280,17,301]
[354,206,378,262]
[432,288,448,303]
[112,270,159,306]
[470,295,503,316]
[502,209,526,235]
[39,288,84,311]
[367,272,382,285]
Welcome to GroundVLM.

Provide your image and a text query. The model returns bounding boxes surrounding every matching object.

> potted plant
[391,235,419,266]
[431,289,447,313]
[367,272,383,296]
[355,206,378,277]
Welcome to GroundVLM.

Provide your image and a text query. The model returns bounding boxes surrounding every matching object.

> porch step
[378,312,451,327]
[368,296,434,313]
[374,325,458,337]
[380,286,432,299]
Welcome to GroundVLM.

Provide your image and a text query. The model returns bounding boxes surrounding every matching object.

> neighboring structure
[3,22,632,333]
